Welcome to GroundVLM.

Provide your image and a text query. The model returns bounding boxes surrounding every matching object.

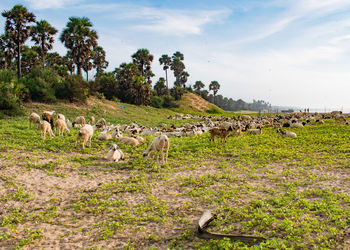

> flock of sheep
[28,110,348,164]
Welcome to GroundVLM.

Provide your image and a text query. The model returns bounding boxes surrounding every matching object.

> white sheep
[247,127,262,135]
[98,129,112,140]
[277,128,297,138]
[57,113,65,121]
[40,121,54,139]
[94,118,107,130]
[118,136,139,146]
[75,124,94,149]
[105,144,125,162]
[89,116,95,124]
[143,134,170,163]
[130,134,146,144]
[29,112,40,129]
[73,116,86,127]
[55,118,70,136]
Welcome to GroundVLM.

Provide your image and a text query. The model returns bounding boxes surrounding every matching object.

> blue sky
[1,0,350,111]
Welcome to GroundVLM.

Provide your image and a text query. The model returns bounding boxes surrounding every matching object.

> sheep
[98,130,112,140]
[334,114,347,124]
[29,112,41,129]
[209,126,233,143]
[89,116,95,124]
[75,124,94,149]
[40,121,54,139]
[57,113,65,121]
[54,118,70,136]
[105,144,125,162]
[94,118,107,130]
[131,134,146,144]
[42,111,55,128]
[290,122,304,128]
[66,119,72,127]
[118,136,139,146]
[143,134,170,163]
[72,116,86,128]
[247,126,262,135]
[277,128,297,138]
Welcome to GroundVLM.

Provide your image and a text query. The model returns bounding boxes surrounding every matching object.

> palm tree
[159,54,171,89]
[2,4,36,78]
[209,80,220,103]
[154,77,168,96]
[92,46,108,75]
[0,33,16,69]
[170,51,185,87]
[60,17,98,75]
[30,20,57,67]
[131,48,154,84]
[193,81,205,91]
[63,51,75,75]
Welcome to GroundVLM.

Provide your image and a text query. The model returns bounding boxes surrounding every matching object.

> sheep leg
[89,135,92,148]
[160,149,164,163]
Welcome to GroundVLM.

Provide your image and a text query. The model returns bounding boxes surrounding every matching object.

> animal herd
[28,110,348,164]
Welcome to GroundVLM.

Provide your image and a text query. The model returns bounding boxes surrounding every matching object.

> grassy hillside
[0,97,349,249]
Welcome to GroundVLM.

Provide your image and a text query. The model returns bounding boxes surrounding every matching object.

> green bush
[151,95,164,108]
[162,95,178,108]
[55,74,88,103]
[23,67,62,103]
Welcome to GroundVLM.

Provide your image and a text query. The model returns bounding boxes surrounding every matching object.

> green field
[0,99,349,249]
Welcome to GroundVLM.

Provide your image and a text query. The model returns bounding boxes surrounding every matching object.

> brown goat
[209,126,233,143]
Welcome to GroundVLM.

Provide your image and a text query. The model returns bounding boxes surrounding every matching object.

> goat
[75,124,93,149]
[247,126,262,135]
[209,126,233,143]
[42,111,55,128]
[143,134,170,163]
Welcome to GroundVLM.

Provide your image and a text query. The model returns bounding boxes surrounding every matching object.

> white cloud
[24,0,78,10]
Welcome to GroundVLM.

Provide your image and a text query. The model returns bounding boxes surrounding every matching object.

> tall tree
[30,20,57,67]
[2,4,36,78]
[92,46,108,75]
[82,54,93,81]
[193,80,205,91]
[159,54,171,89]
[170,51,185,87]
[131,48,154,84]
[60,17,98,75]
[115,62,151,105]
[63,51,75,75]
[209,80,220,103]
[0,33,16,69]
[154,77,168,96]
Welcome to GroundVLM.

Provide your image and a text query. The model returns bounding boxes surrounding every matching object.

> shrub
[151,95,164,108]
[55,74,88,103]
[162,95,178,108]
[23,67,62,103]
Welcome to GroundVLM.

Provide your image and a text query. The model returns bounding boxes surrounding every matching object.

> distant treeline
[0,4,271,116]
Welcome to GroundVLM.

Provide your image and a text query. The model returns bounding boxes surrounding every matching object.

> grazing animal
[131,134,146,144]
[105,144,125,162]
[40,121,54,139]
[89,116,95,124]
[29,112,40,129]
[75,124,94,149]
[42,111,55,128]
[248,126,262,135]
[209,126,233,143]
[118,136,139,146]
[72,116,86,127]
[143,134,170,163]
[334,114,347,124]
[55,118,70,136]
[277,128,297,138]
[98,130,112,140]
[95,118,107,130]
[57,113,65,121]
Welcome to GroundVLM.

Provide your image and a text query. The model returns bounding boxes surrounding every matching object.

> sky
[1,0,350,111]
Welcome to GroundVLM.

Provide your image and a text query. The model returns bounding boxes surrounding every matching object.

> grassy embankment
[0,94,349,249]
